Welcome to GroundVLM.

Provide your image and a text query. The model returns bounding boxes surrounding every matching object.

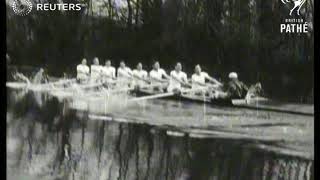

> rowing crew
[76,58,259,100]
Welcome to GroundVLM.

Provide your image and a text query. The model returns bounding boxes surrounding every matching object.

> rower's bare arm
[151,76,167,83]
[183,77,192,87]
[163,72,171,80]
[119,71,132,78]
[192,80,207,86]
[207,76,223,86]
[133,74,150,83]
[172,75,191,87]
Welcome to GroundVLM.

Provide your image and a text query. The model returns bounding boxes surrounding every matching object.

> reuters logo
[12,0,33,16]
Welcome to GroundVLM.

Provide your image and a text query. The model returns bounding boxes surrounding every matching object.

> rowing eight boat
[132,87,313,116]
[6,80,313,115]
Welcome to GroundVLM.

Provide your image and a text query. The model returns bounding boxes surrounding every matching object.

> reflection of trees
[7,100,314,179]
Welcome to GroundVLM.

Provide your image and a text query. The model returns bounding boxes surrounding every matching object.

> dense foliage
[6,0,314,102]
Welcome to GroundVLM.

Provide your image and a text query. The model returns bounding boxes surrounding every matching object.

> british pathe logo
[280,0,310,33]
[281,0,306,16]
[12,0,33,16]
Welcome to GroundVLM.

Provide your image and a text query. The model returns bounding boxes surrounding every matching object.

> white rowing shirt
[77,64,90,80]
[117,67,132,78]
[191,72,209,89]
[149,69,167,82]
[101,66,116,79]
[117,67,132,87]
[132,69,148,86]
[91,65,103,81]
[133,69,148,79]
[167,70,187,92]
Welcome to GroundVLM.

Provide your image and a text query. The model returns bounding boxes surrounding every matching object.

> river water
[7,89,314,180]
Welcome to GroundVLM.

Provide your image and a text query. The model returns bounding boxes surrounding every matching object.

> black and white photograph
[6,0,314,179]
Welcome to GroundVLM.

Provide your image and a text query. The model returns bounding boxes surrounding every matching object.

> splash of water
[32,71,43,84]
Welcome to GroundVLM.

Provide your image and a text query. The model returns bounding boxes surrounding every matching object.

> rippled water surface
[7,89,314,180]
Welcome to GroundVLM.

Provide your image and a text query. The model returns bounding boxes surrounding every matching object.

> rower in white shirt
[76,58,90,83]
[117,61,133,87]
[149,61,170,92]
[132,62,149,87]
[101,59,116,83]
[167,62,191,92]
[90,57,103,83]
[191,64,223,94]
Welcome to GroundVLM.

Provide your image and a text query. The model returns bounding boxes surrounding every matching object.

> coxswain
[132,62,149,87]
[167,62,190,92]
[213,72,255,100]
[191,65,222,95]
[90,57,103,83]
[117,60,133,87]
[226,72,248,99]
[76,58,90,83]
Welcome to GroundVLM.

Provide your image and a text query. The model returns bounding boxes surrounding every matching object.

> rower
[167,62,190,92]
[132,62,149,87]
[191,65,222,95]
[76,58,90,84]
[90,57,103,83]
[101,59,116,85]
[149,61,170,92]
[32,68,48,84]
[117,61,133,87]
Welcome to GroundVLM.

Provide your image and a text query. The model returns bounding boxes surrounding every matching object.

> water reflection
[7,91,313,180]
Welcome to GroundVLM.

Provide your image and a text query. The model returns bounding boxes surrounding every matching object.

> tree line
[6,0,314,102]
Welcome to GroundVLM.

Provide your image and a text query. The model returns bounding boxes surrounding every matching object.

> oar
[87,83,168,97]
[38,78,76,87]
[231,97,269,105]
[75,82,105,89]
[27,78,77,91]
[231,97,313,116]
[50,78,76,85]
[128,87,205,102]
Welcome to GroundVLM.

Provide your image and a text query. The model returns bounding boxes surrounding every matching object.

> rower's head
[175,62,182,72]
[105,60,111,67]
[195,65,201,74]
[228,72,238,81]
[120,61,126,68]
[137,62,143,70]
[93,57,99,65]
[153,61,160,70]
[81,58,87,65]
